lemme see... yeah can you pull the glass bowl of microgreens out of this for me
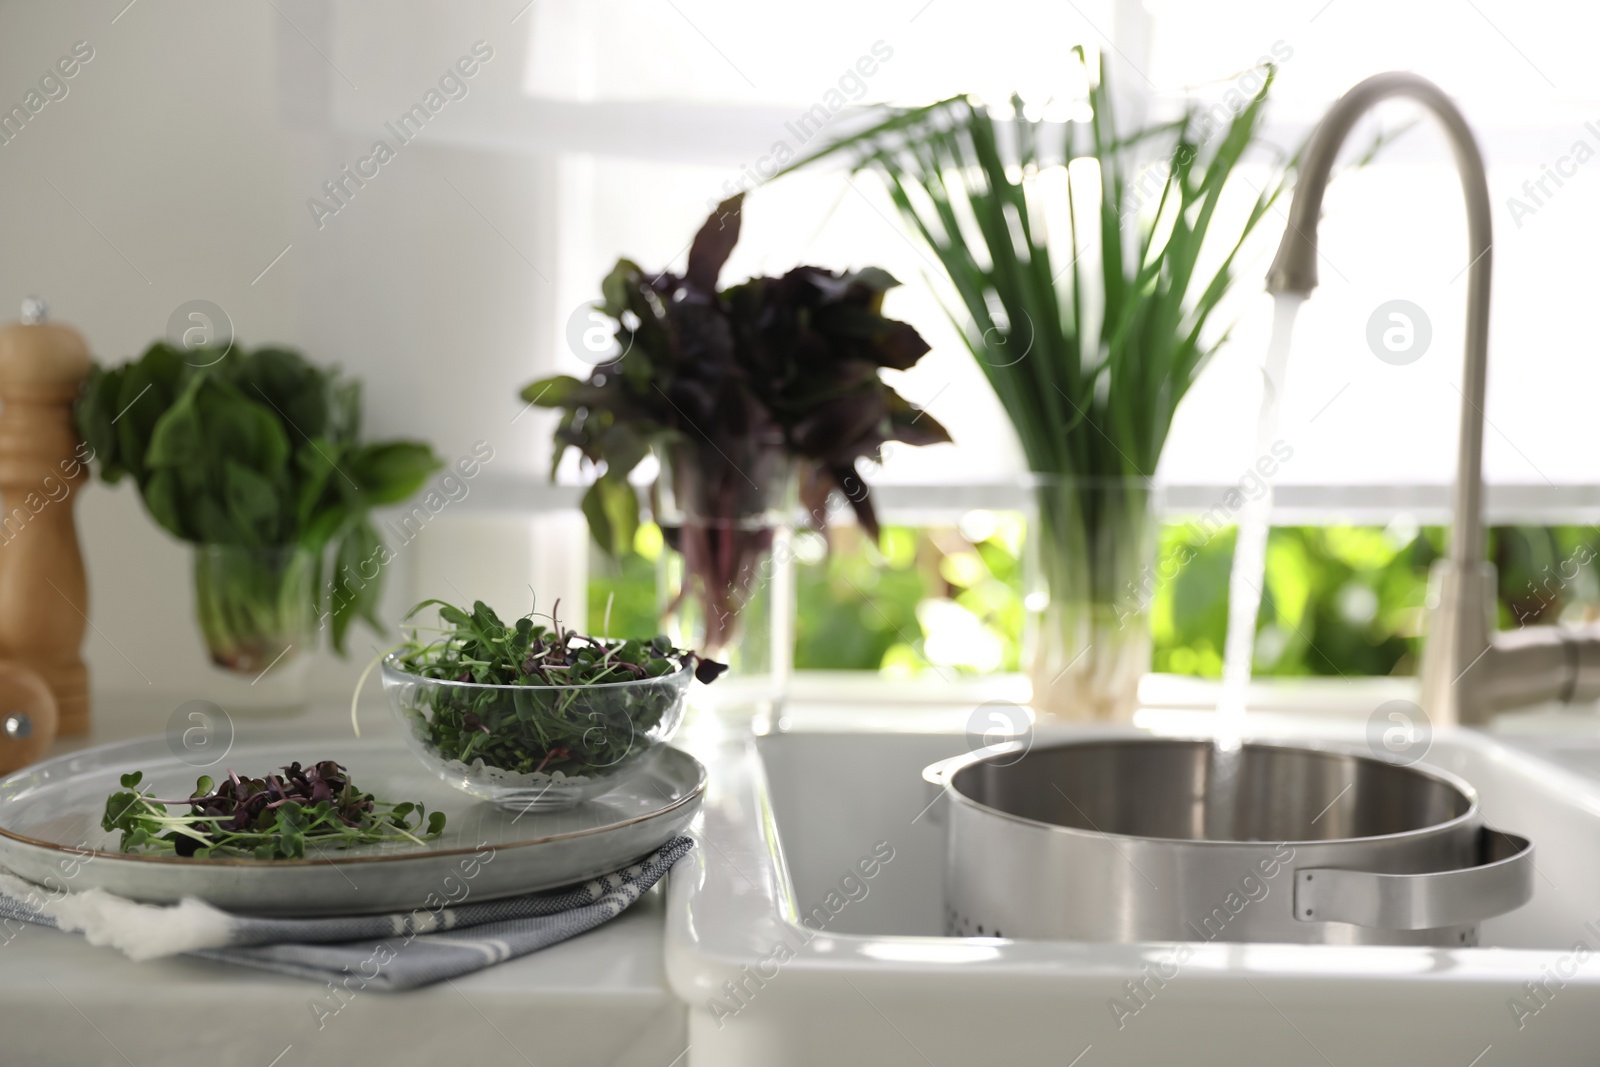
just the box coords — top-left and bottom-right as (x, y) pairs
(381, 599), (724, 812)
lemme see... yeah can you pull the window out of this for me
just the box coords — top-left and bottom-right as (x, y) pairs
(303, 1), (1600, 678)
(507, 0), (1600, 514)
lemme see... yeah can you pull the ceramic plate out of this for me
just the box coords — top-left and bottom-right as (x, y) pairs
(0, 736), (704, 915)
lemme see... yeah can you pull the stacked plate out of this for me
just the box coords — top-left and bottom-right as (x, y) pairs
(0, 735), (705, 916)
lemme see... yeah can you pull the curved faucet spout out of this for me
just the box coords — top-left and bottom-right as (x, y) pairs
(1264, 73), (1600, 725)
(1266, 71), (1492, 569)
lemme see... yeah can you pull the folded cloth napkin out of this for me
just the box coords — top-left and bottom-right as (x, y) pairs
(0, 835), (693, 992)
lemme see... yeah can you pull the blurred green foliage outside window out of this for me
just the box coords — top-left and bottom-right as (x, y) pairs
(588, 517), (1600, 678)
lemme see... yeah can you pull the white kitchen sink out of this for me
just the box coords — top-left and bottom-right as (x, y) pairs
(666, 706), (1600, 1066)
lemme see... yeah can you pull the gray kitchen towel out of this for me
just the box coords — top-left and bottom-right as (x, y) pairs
(0, 835), (693, 991)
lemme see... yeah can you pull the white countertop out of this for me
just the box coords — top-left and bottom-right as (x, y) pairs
(0, 891), (682, 1067)
(1, 697), (690, 1067)
(17, 678), (1600, 1066)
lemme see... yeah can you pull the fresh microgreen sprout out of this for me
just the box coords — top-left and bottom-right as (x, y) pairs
(99, 760), (445, 860)
(389, 597), (724, 779)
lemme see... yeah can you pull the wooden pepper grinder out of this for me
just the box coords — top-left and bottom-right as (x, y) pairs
(0, 297), (92, 737)
(0, 664), (58, 772)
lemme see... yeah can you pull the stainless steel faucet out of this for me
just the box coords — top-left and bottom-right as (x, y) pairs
(1266, 71), (1600, 726)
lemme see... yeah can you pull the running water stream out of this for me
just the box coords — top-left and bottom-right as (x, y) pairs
(1208, 294), (1304, 835)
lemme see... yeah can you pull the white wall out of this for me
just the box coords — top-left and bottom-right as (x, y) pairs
(0, 0), (576, 713)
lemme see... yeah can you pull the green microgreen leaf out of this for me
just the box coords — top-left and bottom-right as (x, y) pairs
(389, 597), (721, 779)
(100, 759), (446, 861)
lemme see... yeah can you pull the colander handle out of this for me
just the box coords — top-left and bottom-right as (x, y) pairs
(916, 752), (970, 828)
(921, 741), (1028, 788)
(1292, 827), (1533, 930)
(917, 743), (1027, 828)
(920, 752), (971, 789)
